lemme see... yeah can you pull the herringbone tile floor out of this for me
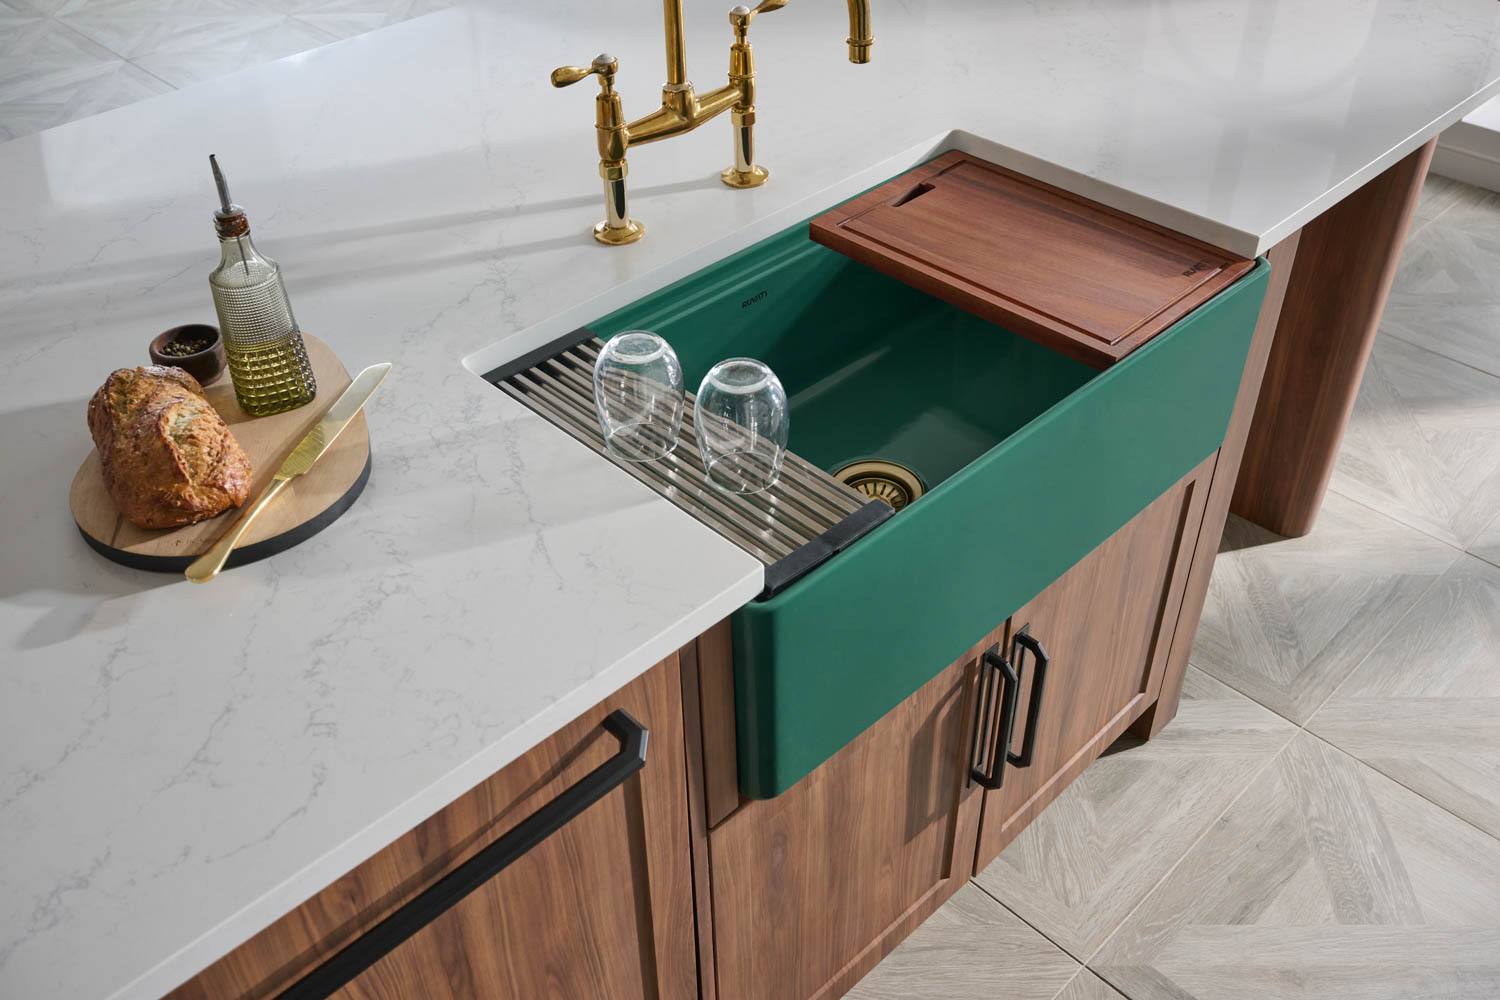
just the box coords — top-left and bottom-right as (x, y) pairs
(853, 176), (1500, 999)
(0, 0), (454, 140)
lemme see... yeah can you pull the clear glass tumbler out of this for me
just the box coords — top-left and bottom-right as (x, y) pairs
(694, 358), (788, 494)
(593, 330), (685, 462)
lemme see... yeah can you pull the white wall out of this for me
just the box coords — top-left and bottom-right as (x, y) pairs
(1435, 95), (1500, 192)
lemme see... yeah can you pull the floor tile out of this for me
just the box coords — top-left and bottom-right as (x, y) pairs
(0, 0), (458, 140)
(48, 0), (445, 55)
(1382, 218), (1500, 377)
(289, 10), (399, 40)
(1330, 334), (1500, 549)
(0, 2), (42, 22)
(397, 0), (456, 17)
(0, 58), (166, 139)
(122, 17), (336, 87)
(1057, 970), (1128, 1000)
(971, 670), (1296, 960)
(0, 17), (120, 102)
(280, 0), (449, 41)
(57, 0), (285, 60)
(1091, 733), (1500, 1000)
(844, 883), (1080, 1000)
(3, 0), (72, 14)
(1418, 176), (1500, 239)
(1308, 554), (1500, 839)
(1192, 492), (1456, 724)
(1473, 512), (1500, 568)
(1408, 174), (1471, 236)
(55, 0), (269, 14)
(0, 10), (50, 98)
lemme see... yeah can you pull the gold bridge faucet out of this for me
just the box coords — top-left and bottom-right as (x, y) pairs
(551, 0), (873, 245)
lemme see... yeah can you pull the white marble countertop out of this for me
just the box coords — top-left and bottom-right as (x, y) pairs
(3, 1), (1498, 997)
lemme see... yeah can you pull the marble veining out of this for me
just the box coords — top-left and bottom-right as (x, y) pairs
(3, 1), (1500, 998)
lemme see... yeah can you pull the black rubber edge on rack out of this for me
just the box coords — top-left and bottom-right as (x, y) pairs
(482, 326), (598, 384)
(757, 499), (894, 600)
(76, 452), (373, 574)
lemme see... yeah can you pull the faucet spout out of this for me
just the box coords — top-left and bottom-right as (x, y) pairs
(663, 0), (688, 86)
(553, 0), (873, 244)
(846, 0), (872, 63)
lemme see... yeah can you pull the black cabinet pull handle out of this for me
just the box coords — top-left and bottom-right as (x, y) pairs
(969, 645), (1019, 790)
(276, 709), (649, 1000)
(1006, 627), (1050, 769)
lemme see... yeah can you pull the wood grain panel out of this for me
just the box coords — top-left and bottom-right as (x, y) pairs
(1092, 733), (1500, 999)
(1131, 231), (1302, 740)
(677, 639), (720, 1000)
(1232, 138), (1436, 537)
(842, 884), (1079, 1000)
(973, 455), (1213, 870)
(707, 633), (989, 1000)
(1055, 970), (1130, 1000)
(1381, 182), (1500, 378)
(1329, 332), (1500, 549)
(973, 669), (1296, 959)
(167, 656), (695, 1000)
(1193, 491), (1455, 725)
(810, 151), (1253, 369)
(692, 619), (741, 828)
(1308, 554), (1500, 839)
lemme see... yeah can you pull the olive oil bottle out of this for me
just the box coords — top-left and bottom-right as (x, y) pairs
(207, 155), (316, 416)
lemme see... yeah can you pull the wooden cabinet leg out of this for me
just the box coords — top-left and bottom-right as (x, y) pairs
(1136, 141), (1431, 737)
(1131, 231), (1301, 740)
(1229, 138), (1435, 538)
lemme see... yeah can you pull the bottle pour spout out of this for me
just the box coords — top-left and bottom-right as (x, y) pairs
(209, 154), (249, 238)
(209, 154), (234, 213)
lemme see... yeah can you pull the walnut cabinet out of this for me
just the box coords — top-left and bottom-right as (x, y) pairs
(971, 453), (1215, 869)
(167, 655), (697, 1000)
(163, 454), (1220, 1000)
(688, 456), (1218, 999)
(163, 454), (1222, 1000)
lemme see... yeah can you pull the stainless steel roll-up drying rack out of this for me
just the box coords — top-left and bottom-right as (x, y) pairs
(484, 329), (892, 597)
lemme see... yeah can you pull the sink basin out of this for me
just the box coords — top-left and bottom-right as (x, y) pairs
(595, 232), (1095, 494)
(590, 219), (1270, 797)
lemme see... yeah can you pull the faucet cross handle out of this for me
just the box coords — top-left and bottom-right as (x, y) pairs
(551, 53), (618, 93)
(728, 0), (786, 40)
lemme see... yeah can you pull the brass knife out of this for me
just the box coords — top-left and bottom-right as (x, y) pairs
(185, 363), (393, 583)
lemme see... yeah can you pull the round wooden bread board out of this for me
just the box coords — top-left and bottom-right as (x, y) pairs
(70, 334), (373, 573)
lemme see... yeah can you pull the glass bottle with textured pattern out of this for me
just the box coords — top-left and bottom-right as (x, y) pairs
(207, 155), (316, 416)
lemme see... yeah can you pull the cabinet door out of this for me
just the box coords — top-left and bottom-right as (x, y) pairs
(167, 656), (695, 1000)
(973, 454), (1215, 870)
(707, 629), (994, 1000)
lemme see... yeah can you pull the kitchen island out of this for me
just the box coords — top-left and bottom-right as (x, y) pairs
(2, 1), (1498, 997)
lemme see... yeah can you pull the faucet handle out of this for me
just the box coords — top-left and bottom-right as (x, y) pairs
(551, 53), (618, 93)
(729, 0), (786, 38)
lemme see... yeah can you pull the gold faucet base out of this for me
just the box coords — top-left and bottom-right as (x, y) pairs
(594, 219), (645, 246)
(721, 165), (770, 188)
(554, 0), (870, 245)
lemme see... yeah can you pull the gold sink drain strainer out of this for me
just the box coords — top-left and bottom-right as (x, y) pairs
(833, 460), (925, 511)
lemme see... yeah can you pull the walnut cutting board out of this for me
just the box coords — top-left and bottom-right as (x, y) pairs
(70, 334), (372, 572)
(809, 151), (1255, 369)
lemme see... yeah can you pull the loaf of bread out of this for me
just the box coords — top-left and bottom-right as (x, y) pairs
(87, 366), (254, 529)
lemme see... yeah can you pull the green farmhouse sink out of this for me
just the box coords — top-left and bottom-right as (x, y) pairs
(591, 222), (1271, 798)
(597, 233), (1095, 493)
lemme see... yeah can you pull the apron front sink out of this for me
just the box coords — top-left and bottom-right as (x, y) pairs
(590, 216), (1270, 798)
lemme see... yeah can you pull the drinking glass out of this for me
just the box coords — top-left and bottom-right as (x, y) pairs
(694, 358), (788, 494)
(593, 331), (685, 462)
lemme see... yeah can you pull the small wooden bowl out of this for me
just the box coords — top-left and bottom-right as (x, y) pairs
(150, 324), (226, 385)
